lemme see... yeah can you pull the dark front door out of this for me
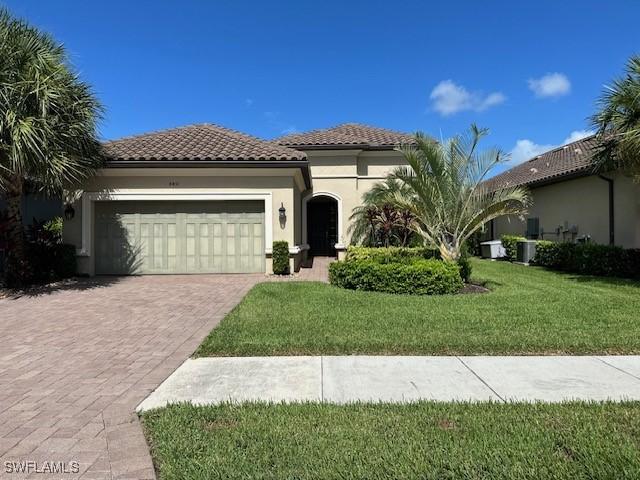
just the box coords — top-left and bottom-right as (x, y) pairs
(307, 196), (338, 256)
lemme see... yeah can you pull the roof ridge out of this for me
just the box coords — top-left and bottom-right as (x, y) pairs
(485, 134), (598, 189)
(102, 124), (211, 144)
(332, 122), (413, 136)
(102, 123), (307, 162)
(538, 133), (596, 156)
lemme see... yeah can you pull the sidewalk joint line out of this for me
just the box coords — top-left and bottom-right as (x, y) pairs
(456, 356), (506, 403)
(596, 357), (640, 382)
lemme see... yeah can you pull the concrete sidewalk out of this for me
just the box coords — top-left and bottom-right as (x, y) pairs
(137, 355), (640, 411)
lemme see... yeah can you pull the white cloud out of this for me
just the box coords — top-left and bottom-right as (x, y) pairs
(563, 129), (594, 144)
(281, 126), (298, 135)
(244, 98), (254, 107)
(507, 129), (595, 165)
(528, 73), (571, 98)
(429, 80), (506, 116)
(509, 139), (556, 165)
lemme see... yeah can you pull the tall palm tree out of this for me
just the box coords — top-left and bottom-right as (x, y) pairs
(0, 9), (103, 278)
(390, 125), (530, 261)
(591, 55), (640, 176)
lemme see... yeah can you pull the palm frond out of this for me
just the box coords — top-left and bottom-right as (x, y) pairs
(591, 55), (640, 176)
(388, 125), (530, 260)
(0, 7), (103, 194)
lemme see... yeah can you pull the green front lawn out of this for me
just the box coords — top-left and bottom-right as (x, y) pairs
(196, 259), (640, 356)
(142, 402), (640, 480)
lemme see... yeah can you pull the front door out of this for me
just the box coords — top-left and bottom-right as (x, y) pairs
(307, 196), (338, 256)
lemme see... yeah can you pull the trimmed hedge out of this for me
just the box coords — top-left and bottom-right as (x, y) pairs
(329, 258), (463, 295)
(272, 241), (290, 275)
(345, 246), (440, 263)
(500, 235), (526, 262)
(534, 241), (640, 279)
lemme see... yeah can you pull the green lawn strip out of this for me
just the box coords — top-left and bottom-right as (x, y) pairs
(142, 401), (640, 480)
(195, 259), (640, 356)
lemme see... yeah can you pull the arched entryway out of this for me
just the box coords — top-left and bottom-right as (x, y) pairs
(306, 195), (339, 257)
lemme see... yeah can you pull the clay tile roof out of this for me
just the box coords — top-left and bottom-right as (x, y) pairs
(275, 123), (416, 150)
(103, 124), (307, 162)
(485, 135), (599, 190)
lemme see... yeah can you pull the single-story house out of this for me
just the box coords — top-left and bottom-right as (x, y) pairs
(63, 123), (413, 275)
(486, 135), (640, 248)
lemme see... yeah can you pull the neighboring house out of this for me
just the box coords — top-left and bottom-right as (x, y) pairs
(486, 135), (640, 248)
(63, 123), (412, 275)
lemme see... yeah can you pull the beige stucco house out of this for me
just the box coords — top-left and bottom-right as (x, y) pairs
(486, 135), (640, 248)
(63, 123), (413, 275)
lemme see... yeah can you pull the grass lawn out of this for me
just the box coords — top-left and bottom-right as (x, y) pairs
(196, 259), (640, 356)
(142, 401), (640, 480)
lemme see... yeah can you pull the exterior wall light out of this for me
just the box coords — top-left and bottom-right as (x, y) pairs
(279, 202), (286, 220)
(64, 203), (75, 220)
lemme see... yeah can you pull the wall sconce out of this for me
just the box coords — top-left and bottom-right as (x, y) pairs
(278, 202), (286, 229)
(64, 203), (75, 220)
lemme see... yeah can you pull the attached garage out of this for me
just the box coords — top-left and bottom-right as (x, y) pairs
(94, 200), (265, 274)
(62, 124), (311, 276)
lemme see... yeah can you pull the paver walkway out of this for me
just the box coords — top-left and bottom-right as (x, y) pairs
(0, 274), (262, 480)
(138, 355), (640, 410)
(295, 256), (333, 282)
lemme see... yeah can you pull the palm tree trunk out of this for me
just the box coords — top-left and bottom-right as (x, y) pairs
(4, 174), (26, 266)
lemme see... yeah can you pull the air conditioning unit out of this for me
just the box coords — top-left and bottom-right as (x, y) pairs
(516, 240), (537, 264)
(480, 240), (506, 259)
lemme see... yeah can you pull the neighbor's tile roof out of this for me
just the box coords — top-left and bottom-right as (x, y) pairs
(103, 124), (306, 162)
(275, 123), (416, 149)
(485, 135), (599, 190)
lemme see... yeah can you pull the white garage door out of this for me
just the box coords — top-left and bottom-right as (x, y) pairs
(94, 201), (265, 274)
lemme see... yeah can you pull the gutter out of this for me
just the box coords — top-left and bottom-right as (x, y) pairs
(104, 159), (312, 190)
(597, 175), (615, 245)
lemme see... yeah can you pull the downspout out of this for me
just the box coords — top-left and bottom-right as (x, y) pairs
(598, 175), (614, 245)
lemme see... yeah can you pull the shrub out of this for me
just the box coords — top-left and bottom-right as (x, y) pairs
(533, 241), (640, 279)
(501, 235), (526, 262)
(272, 241), (290, 275)
(533, 240), (560, 268)
(345, 246), (440, 263)
(4, 242), (77, 287)
(457, 246), (472, 283)
(329, 258), (463, 295)
(466, 231), (482, 257)
(3, 216), (76, 287)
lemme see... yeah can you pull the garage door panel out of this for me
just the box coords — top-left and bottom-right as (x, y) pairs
(94, 201), (265, 274)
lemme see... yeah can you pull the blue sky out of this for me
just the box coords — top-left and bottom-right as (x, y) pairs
(3, 0), (639, 175)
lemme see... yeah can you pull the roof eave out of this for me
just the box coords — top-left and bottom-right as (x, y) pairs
(104, 159), (312, 189)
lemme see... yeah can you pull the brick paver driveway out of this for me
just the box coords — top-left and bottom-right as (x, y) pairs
(0, 274), (262, 479)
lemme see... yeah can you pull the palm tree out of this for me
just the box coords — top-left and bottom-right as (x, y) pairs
(390, 125), (530, 262)
(591, 55), (640, 176)
(348, 177), (418, 247)
(0, 9), (103, 279)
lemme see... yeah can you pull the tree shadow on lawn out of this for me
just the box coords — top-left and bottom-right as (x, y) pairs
(565, 274), (640, 288)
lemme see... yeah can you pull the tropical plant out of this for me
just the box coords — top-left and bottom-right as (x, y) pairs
(591, 55), (640, 177)
(348, 178), (418, 247)
(389, 125), (530, 262)
(0, 9), (103, 284)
